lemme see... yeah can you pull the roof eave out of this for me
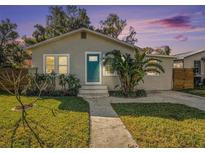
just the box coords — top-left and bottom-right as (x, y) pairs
(25, 27), (136, 50)
(146, 54), (176, 59)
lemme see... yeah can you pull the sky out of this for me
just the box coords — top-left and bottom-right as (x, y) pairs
(0, 5), (205, 54)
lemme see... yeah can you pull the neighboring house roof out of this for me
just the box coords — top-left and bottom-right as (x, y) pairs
(175, 49), (205, 60)
(26, 27), (136, 50)
(147, 54), (175, 59)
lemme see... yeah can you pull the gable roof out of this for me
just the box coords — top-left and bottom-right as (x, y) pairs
(26, 27), (136, 50)
(175, 49), (205, 59)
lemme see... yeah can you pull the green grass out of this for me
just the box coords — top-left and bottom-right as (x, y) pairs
(180, 89), (205, 97)
(0, 94), (90, 148)
(112, 103), (205, 148)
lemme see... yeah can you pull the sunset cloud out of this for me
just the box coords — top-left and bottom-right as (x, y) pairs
(150, 15), (194, 29)
(174, 34), (188, 41)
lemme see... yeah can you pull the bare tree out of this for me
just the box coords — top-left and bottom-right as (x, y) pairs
(0, 69), (48, 147)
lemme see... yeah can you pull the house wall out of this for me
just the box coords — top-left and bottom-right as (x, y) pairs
(183, 51), (205, 79)
(30, 30), (174, 90)
(137, 56), (174, 90)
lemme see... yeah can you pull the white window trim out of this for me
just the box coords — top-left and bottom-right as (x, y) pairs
(43, 54), (70, 74)
(85, 51), (102, 85)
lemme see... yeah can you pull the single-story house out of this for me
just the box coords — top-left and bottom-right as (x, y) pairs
(174, 49), (205, 86)
(26, 28), (175, 96)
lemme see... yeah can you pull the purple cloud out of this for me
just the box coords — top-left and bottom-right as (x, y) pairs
(174, 34), (188, 41)
(193, 11), (205, 16)
(150, 15), (194, 29)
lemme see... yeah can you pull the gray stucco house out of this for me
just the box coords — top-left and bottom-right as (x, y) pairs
(174, 49), (205, 86)
(26, 28), (175, 96)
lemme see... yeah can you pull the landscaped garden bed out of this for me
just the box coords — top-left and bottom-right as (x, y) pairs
(109, 89), (147, 98)
(0, 94), (90, 148)
(112, 103), (205, 148)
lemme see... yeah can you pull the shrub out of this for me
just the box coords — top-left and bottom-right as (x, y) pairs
(104, 49), (164, 96)
(65, 74), (81, 96)
(135, 89), (147, 97)
(109, 89), (147, 98)
(59, 74), (66, 91)
(26, 73), (81, 96)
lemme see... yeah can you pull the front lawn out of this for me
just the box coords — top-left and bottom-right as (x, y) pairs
(0, 94), (90, 148)
(112, 103), (205, 148)
(180, 89), (205, 97)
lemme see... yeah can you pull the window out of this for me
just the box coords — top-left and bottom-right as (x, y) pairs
(89, 56), (98, 62)
(194, 60), (201, 75)
(173, 61), (183, 68)
(44, 54), (69, 74)
(45, 56), (55, 73)
(103, 63), (117, 76)
(146, 60), (160, 76)
(58, 56), (68, 74)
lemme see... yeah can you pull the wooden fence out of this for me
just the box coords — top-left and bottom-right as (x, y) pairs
(173, 68), (194, 90)
(0, 68), (29, 91)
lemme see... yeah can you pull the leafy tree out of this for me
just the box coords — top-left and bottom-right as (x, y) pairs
(23, 5), (91, 45)
(163, 45), (171, 55)
(97, 14), (127, 38)
(46, 6), (69, 38)
(143, 46), (171, 55)
(32, 24), (47, 42)
(22, 35), (37, 46)
(65, 5), (91, 30)
(104, 49), (164, 96)
(123, 26), (137, 45)
(0, 19), (29, 67)
(46, 5), (91, 37)
(143, 47), (155, 54)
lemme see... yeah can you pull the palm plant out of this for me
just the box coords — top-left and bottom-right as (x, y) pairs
(103, 48), (164, 96)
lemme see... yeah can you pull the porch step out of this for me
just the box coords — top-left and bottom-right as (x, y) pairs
(78, 85), (109, 98)
(81, 85), (108, 90)
(79, 89), (108, 94)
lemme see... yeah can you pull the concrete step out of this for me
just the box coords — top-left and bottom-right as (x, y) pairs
(79, 85), (109, 98)
(79, 89), (108, 94)
(81, 85), (108, 90)
(78, 93), (109, 98)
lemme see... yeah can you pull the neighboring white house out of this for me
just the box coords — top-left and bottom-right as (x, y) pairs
(174, 49), (205, 86)
(26, 28), (175, 96)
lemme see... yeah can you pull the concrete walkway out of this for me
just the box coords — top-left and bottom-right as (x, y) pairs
(84, 91), (205, 148)
(84, 97), (137, 148)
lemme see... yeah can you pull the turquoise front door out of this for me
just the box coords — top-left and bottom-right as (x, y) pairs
(86, 53), (100, 83)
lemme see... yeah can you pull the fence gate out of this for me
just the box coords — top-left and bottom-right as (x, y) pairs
(173, 68), (194, 90)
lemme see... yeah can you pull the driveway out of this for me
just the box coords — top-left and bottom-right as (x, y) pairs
(84, 90), (205, 148)
(110, 90), (205, 111)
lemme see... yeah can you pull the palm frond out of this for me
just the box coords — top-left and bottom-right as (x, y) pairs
(145, 62), (165, 73)
(144, 68), (161, 74)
